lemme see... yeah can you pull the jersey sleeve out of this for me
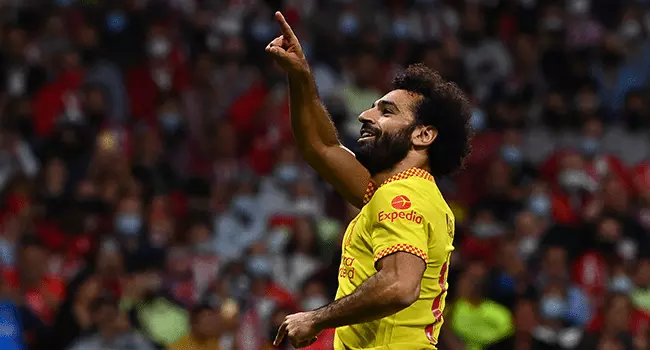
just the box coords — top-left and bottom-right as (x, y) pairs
(367, 180), (430, 265)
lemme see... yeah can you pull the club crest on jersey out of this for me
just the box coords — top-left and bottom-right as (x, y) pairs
(380, 195), (423, 224)
(446, 214), (455, 238)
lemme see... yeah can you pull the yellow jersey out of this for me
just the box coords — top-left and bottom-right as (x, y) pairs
(334, 168), (455, 350)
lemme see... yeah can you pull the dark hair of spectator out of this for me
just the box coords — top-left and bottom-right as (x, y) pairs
(284, 216), (322, 258)
(391, 64), (473, 177)
(190, 303), (214, 323)
(19, 234), (46, 251)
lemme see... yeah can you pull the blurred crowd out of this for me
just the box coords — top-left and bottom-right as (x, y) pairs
(3, 0), (650, 349)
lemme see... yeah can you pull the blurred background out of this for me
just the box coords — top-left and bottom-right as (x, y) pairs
(1, 0), (650, 349)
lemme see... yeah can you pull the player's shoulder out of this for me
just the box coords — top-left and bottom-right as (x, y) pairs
(372, 170), (438, 201)
(367, 169), (449, 215)
(373, 178), (431, 199)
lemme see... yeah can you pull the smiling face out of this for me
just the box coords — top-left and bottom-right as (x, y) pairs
(355, 89), (427, 176)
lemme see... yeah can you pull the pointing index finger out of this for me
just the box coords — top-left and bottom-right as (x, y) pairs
(275, 11), (296, 42)
(273, 322), (288, 346)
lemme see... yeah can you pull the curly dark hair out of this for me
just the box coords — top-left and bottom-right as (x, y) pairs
(392, 64), (473, 177)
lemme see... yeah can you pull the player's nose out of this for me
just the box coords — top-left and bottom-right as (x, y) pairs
(358, 109), (376, 123)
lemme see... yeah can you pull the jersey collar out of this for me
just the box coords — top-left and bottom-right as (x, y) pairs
(362, 167), (435, 204)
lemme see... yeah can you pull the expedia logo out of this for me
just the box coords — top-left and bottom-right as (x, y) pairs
(378, 210), (423, 224)
(391, 195), (412, 210)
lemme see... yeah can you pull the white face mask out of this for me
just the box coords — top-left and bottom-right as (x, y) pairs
(7, 69), (25, 97)
(621, 20), (642, 40)
(618, 239), (637, 261)
(339, 13), (359, 36)
(519, 236), (538, 259)
(153, 69), (172, 90)
(559, 169), (588, 191)
(609, 275), (634, 293)
(267, 228), (289, 254)
(148, 37), (171, 58)
(567, 0), (590, 15)
(295, 197), (319, 216)
(301, 296), (328, 311)
(256, 298), (276, 321)
(0, 238), (16, 267)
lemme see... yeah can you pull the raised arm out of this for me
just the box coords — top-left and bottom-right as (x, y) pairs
(266, 12), (370, 208)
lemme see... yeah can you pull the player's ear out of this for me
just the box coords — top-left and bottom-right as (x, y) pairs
(412, 125), (437, 147)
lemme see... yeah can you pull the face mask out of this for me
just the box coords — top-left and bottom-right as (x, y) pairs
(106, 12), (128, 34)
(267, 229), (289, 254)
(519, 236), (538, 258)
(153, 69), (172, 90)
(247, 256), (272, 277)
(567, 0), (590, 15)
(217, 17), (243, 37)
(302, 296), (328, 311)
(501, 145), (522, 165)
(148, 37), (171, 58)
(621, 20), (642, 40)
(251, 21), (275, 42)
(558, 169), (587, 191)
(0, 238), (15, 267)
(392, 19), (411, 39)
(542, 17), (564, 32)
(194, 242), (215, 255)
(229, 275), (251, 300)
(339, 13), (359, 36)
(7, 70), (25, 97)
(470, 108), (487, 132)
(540, 296), (567, 320)
(159, 112), (181, 133)
(55, 0), (74, 7)
(256, 298), (276, 320)
(529, 194), (551, 217)
(472, 222), (502, 238)
(581, 137), (600, 156)
(618, 239), (637, 261)
(610, 276), (634, 293)
(520, 0), (537, 8)
(115, 213), (142, 236)
(295, 197), (319, 215)
(274, 164), (299, 183)
(231, 195), (257, 218)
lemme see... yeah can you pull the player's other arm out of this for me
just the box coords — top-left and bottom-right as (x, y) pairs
(310, 184), (430, 328)
(266, 12), (371, 209)
(311, 251), (425, 329)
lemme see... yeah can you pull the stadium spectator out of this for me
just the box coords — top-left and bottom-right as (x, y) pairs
(167, 303), (221, 350)
(66, 295), (154, 350)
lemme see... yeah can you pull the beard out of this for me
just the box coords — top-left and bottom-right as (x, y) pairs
(355, 124), (414, 176)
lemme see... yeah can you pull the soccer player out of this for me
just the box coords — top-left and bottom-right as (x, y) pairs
(266, 12), (472, 350)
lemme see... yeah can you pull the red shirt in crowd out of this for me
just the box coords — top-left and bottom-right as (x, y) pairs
(2, 268), (66, 324)
(587, 307), (650, 336)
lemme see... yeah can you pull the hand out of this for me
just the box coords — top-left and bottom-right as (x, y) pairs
(265, 12), (309, 76)
(273, 311), (320, 348)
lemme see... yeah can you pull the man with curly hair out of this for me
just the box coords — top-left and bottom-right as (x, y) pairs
(267, 12), (473, 350)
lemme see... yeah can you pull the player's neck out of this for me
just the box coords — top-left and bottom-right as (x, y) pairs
(371, 160), (430, 185)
